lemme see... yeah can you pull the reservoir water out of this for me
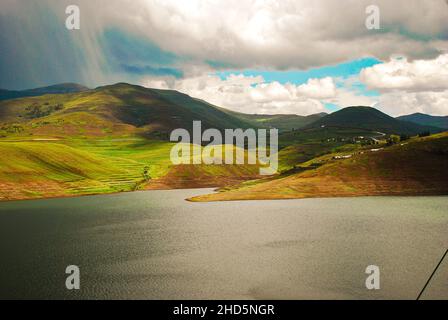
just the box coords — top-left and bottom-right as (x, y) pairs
(0, 189), (447, 299)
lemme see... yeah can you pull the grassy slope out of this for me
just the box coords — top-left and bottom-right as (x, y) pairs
(144, 144), (263, 189)
(190, 132), (448, 201)
(277, 141), (355, 172)
(0, 142), (136, 200)
(0, 90), (135, 138)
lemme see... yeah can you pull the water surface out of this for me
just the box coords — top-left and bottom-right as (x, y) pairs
(0, 189), (447, 299)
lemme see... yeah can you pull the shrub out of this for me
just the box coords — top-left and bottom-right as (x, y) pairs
(419, 131), (431, 138)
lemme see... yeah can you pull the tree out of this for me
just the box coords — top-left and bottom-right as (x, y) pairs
(142, 165), (152, 181)
(387, 134), (400, 146)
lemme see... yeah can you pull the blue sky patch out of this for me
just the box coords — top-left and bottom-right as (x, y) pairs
(324, 103), (340, 112)
(215, 57), (383, 85)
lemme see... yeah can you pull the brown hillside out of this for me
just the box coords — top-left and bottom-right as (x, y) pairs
(190, 133), (448, 201)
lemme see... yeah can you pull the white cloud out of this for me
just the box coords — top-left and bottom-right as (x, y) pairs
(297, 77), (336, 99)
(377, 91), (448, 116)
(361, 54), (448, 92)
(144, 75), (337, 115)
(144, 74), (381, 115)
(359, 54), (448, 116)
(126, 0), (448, 69)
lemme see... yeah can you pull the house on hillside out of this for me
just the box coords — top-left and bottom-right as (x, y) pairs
(333, 154), (353, 160)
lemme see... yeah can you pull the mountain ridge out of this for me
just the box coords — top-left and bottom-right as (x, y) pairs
(307, 106), (441, 135)
(397, 112), (448, 130)
(1, 83), (445, 140)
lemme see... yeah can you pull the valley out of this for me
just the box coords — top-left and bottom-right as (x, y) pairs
(0, 82), (447, 202)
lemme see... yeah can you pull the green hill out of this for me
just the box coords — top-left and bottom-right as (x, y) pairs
(0, 83), (260, 139)
(397, 113), (448, 130)
(191, 132), (448, 201)
(307, 106), (441, 135)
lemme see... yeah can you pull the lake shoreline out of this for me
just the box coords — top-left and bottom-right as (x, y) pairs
(188, 190), (448, 202)
(1, 182), (448, 204)
(0, 185), (219, 204)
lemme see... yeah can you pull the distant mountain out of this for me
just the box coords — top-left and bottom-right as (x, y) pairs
(397, 113), (448, 130)
(229, 112), (327, 132)
(0, 83), (89, 101)
(306, 106), (441, 135)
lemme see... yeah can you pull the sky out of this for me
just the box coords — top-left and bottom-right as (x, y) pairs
(1, 0), (448, 116)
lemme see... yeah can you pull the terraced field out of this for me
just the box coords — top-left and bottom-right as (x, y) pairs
(0, 138), (266, 201)
(0, 139), (172, 201)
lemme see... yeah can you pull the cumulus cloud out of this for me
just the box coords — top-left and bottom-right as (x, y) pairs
(361, 54), (448, 92)
(144, 75), (337, 115)
(144, 74), (378, 115)
(377, 91), (448, 117)
(102, 0), (448, 70)
(360, 54), (448, 116)
(297, 77), (336, 99)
